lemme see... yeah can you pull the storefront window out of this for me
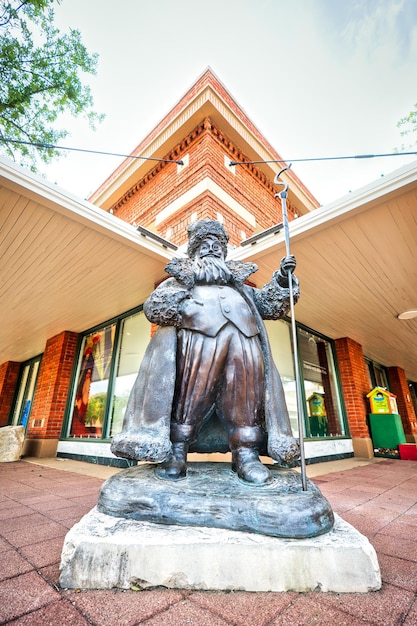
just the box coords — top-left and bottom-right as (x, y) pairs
(10, 355), (42, 431)
(408, 381), (417, 416)
(109, 312), (151, 437)
(265, 321), (346, 439)
(264, 319), (298, 435)
(65, 310), (150, 440)
(66, 311), (346, 443)
(366, 360), (389, 389)
(297, 328), (346, 437)
(69, 324), (116, 438)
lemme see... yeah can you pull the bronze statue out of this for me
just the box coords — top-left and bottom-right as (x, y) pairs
(111, 219), (300, 485)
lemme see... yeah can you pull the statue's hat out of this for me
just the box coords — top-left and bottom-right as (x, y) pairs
(187, 219), (229, 258)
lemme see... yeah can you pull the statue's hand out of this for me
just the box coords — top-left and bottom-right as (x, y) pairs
(273, 255), (297, 288)
(280, 254), (296, 275)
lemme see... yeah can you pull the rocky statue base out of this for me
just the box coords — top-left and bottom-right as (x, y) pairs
(59, 462), (381, 592)
(96, 462), (334, 539)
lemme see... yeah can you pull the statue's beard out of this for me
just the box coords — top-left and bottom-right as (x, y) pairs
(193, 255), (231, 284)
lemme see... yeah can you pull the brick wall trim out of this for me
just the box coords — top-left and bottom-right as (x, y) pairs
(334, 337), (371, 439)
(26, 331), (79, 441)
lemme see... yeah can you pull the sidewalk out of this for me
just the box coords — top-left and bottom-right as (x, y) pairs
(1, 457), (417, 625)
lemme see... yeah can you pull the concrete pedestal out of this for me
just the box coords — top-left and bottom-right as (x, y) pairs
(0, 425), (24, 462)
(60, 509), (381, 592)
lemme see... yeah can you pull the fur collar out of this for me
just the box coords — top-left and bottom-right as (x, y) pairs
(165, 257), (258, 289)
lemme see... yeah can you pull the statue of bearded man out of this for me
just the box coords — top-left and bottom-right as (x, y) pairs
(111, 219), (301, 485)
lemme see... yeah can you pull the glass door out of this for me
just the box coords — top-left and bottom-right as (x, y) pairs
(10, 355), (42, 431)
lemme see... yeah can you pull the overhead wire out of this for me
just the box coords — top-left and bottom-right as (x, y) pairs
(1, 136), (416, 166)
(0, 137), (184, 165)
(229, 151), (417, 166)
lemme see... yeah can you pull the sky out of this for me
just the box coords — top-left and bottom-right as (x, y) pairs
(35, 0), (417, 205)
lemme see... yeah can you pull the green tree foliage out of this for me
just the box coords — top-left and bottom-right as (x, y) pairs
(397, 104), (417, 150)
(0, 0), (103, 169)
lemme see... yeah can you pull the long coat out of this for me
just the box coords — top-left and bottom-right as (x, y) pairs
(110, 258), (300, 466)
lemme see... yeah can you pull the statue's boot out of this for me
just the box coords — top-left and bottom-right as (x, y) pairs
(158, 442), (188, 480)
(231, 447), (272, 485)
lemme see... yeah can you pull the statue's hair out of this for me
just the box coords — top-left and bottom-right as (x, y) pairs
(187, 219), (229, 259)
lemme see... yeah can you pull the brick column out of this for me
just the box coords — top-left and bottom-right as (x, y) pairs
(388, 366), (417, 443)
(0, 361), (21, 426)
(334, 337), (373, 458)
(24, 331), (79, 458)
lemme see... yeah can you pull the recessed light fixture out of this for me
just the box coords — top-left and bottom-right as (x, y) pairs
(397, 310), (417, 320)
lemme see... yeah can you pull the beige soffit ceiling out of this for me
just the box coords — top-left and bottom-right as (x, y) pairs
(0, 157), (175, 363)
(3, 155), (417, 383)
(232, 160), (417, 381)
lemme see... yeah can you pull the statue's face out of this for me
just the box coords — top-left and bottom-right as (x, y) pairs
(197, 236), (224, 260)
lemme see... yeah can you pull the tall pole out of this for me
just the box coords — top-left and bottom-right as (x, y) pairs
(274, 165), (308, 491)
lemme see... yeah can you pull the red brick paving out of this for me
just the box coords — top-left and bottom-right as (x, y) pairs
(1, 459), (417, 625)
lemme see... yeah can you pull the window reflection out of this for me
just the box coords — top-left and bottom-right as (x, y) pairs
(70, 325), (116, 438)
(109, 312), (150, 437)
(67, 311), (151, 439)
(297, 329), (345, 437)
(264, 320), (298, 435)
(67, 314), (346, 442)
(11, 356), (42, 430)
(265, 321), (346, 439)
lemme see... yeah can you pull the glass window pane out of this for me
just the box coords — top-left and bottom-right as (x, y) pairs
(264, 319), (299, 436)
(109, 311), (151, 437)
(21, 359), (41, 429)
(408, 382), (417, 415)
(366, 360), (389, 390)
(69, 324), (116, 438)
(298, 328), (346, 437)
(11, 365), (30, 426)
(11, 357), (42, 429)
(366, 360), (374, 388)
(374, 364), (389, 389)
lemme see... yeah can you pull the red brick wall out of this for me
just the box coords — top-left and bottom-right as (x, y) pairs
(388, 366), (417, 437)
(26, 331), (78, 440)
(110, 118), (298, 248)
(334, 337), (371, 438)
(0, 361), (21, 426)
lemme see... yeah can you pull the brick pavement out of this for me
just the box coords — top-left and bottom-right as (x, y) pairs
(0, 458), (417, 625)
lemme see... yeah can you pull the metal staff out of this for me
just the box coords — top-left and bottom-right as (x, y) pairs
(274, 164), (308, 491)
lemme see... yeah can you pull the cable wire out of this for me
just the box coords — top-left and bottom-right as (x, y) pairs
(0, 137), (184, 165)
(1, 136), (415, 167)
(229, 150), (417, 166)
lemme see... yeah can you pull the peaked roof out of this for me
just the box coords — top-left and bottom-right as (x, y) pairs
(88, 68), (318, 214)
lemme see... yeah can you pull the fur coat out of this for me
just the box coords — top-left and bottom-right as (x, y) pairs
(111, 258), (300, 466)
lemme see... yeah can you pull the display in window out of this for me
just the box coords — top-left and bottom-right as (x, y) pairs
(307, 392), (329, 436)
(70, 326), (115, 438)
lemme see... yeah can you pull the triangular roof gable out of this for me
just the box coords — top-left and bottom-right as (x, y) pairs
(89, 68), (318, 212)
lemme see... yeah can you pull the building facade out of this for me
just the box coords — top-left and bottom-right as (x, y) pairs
(2, 69), (417, 466)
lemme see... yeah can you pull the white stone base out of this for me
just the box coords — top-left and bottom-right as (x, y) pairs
(0, 425), (24, 462)
(59, 508), (381, 593)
